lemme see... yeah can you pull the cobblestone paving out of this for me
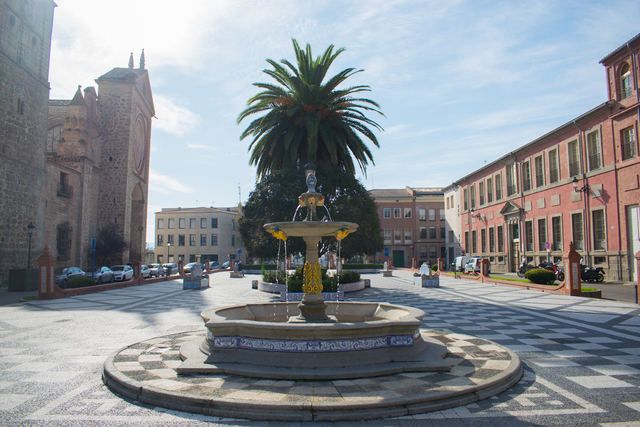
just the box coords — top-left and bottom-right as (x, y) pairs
(0, 271), (638, 426)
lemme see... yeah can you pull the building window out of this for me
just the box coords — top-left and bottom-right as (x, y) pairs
(463, 188), (469, 211)
(448, 230), (454, 242)
(480, 229), (486, 253)
(404, 230), (412, 244)
(470, 185), (476, 210)
(232, 220), (237, 231)
(383, 208), (391, 219)
(178, 218), (185, 229)
(525, 221), (533, 252)
(56, 222), (72, 261)
(586, 130), (602, 171)
(189, 234), (196, 246)
(479, 181), (485, 205)
(440, 227), (446, 238)
(419, 227), (427, 239)
(157, 234), (164, 246)
(57, 172), (72, 198)
(157, 219), (164, 229)
(568, 139), (581, 177)
(621, 127), (636, 160)
(487, 177), (493, 203)
(522, 160), (532, 192)
(440, 246), (446, 258)
(384, 229), (392, 244)
(178, 234), (185, 246)
(534, 155), (544, 188)
(620, 63), (632, 99)
(464, 231), (469, 253)
(231, 235), (235, 246)
(404, 208), (412, 218)
(211, 218), (218, 228)
(471, 230), (477, 253)
(167, 234), (174, 245)
(393, 208), (401, 219)
(427, 209), (434, 221)
(506, 164), (517, 196)
(552, 216), (562, 251)
(439, 209), (445, 220)
(419, 245), (427, 259)
(446, 198), (450, 209)
(394, 229), (402, 244)
(497, 225), (504, 252)
(189, 218), (196, 229)
(571, 212), (584, 251)
(418, 208), (426, 220)
(537, 218), (547, 251)
(429, 227), (436, 239)
(495, 174), (502, 200)
(210, 234), (218, 246)
(200, 218), (207, 228)
(592, 210), (606, 251)
(168, 218), (175, 229)
(429, 246), (437, 261)
(489, 227), (495, 252)
(549, 148), (559, 184)
(200, 234), (206, 246)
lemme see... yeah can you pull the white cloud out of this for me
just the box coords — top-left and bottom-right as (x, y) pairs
(149, 169), (194, 195)
(153, 95), (200, 137)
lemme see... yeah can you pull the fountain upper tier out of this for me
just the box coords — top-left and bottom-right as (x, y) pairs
(264, 221), (358, 239)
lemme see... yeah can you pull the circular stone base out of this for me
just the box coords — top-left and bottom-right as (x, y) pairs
(103, 330), (522, 421)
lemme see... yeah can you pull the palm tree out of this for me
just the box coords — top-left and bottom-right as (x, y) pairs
(238, 40), (383, 178)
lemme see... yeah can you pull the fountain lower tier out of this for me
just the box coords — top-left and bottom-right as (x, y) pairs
(176, 302), (458, 379)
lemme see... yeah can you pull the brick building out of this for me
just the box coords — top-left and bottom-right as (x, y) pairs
(454, 33), (640, 281)
(369, 187), (445, 268)
(153, 206), (245, 265)
(0, 0), (55, 284)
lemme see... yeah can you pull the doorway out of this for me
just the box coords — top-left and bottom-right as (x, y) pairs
(627, 205), (639, 282)
(392, 250), (405, 268)
(509, 222), (520, 272)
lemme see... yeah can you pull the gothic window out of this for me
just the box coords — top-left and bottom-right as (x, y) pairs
(620, 63), (632, 99)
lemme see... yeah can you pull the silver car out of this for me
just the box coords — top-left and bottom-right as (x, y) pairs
(90, 266), (114, 283)
(56, 266), (86, 287)
(111, 265), (134, 281)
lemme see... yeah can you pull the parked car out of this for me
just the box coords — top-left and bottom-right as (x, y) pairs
(140, 265), (151, 279)
(111, 265), (134, 281)
(222, 261), (230, 270)
(89, 266), (114, 284)
(454, 256), (472, 272)
(183, 262), (205, 274)
(162, 263), (178, 276)
(207, 260), (220, 270)
(56, 266), (86, 287)
(149, 263), (165, 277)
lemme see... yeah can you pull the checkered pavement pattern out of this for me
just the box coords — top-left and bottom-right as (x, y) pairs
(0, 273), (637, 425)
(107, 330), (517, 408)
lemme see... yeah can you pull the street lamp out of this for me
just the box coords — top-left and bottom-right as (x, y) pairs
(26, 222), (35, 289)
(572, 176), (589, 193)
(167, 242), (171, 263)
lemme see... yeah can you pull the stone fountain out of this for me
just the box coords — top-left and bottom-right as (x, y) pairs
(103, 164), (522, 420)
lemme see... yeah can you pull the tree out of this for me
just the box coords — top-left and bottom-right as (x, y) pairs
(239, 168), (382, 260)
(237, 40), (383, 178)
(95, 224), (128, 266)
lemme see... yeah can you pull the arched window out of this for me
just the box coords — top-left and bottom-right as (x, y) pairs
(620, 63), (632, 99)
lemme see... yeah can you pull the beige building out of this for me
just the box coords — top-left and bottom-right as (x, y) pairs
(154, 207), (245, 265)
(369, 187), (445, 268)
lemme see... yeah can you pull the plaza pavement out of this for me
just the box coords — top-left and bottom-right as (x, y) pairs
(0, 271), (638, 426)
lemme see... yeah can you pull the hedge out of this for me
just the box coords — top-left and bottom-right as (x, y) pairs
(342, 263), (383, 269)
(263, 268), (360, 293)
(65, 276), (97, 289)
(524, 268), (556, 285)
(243, 264), (277, 270)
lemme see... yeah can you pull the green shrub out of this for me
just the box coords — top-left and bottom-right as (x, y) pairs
(335, 270), (360, 284)
(265, 267), (356, 293)
(524, 268), (556, 285)
(431, 264), (438, 271)
(342, 263), (383, 269)
(65, 276), (96, 289)
(262, 270), (286, 284)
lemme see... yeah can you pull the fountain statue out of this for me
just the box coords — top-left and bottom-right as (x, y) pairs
(103, 164), (522, 420)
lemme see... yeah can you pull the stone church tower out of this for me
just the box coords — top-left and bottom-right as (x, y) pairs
(0, 0), (55, 284)
(95, 52), (154, 264)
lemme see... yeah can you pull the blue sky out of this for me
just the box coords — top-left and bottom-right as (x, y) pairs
(49, 0), (640, 243)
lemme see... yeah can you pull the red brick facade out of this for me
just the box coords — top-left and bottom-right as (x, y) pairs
(456, 34), (640, 281)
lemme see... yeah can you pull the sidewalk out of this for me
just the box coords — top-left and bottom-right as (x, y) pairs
(0, 286), (37, 305)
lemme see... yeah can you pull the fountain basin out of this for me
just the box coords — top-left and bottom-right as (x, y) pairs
(176, 302), (458, 379)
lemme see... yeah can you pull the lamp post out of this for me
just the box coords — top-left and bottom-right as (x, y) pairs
(167, 242), (171, 263)
(26, 222), (35, 289)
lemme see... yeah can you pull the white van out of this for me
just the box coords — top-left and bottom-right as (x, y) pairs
(454, 256), (472, 272)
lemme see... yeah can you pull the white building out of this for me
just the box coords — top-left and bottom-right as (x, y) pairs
(443, 184), (462, 267)
(153, 206), (244, 264)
